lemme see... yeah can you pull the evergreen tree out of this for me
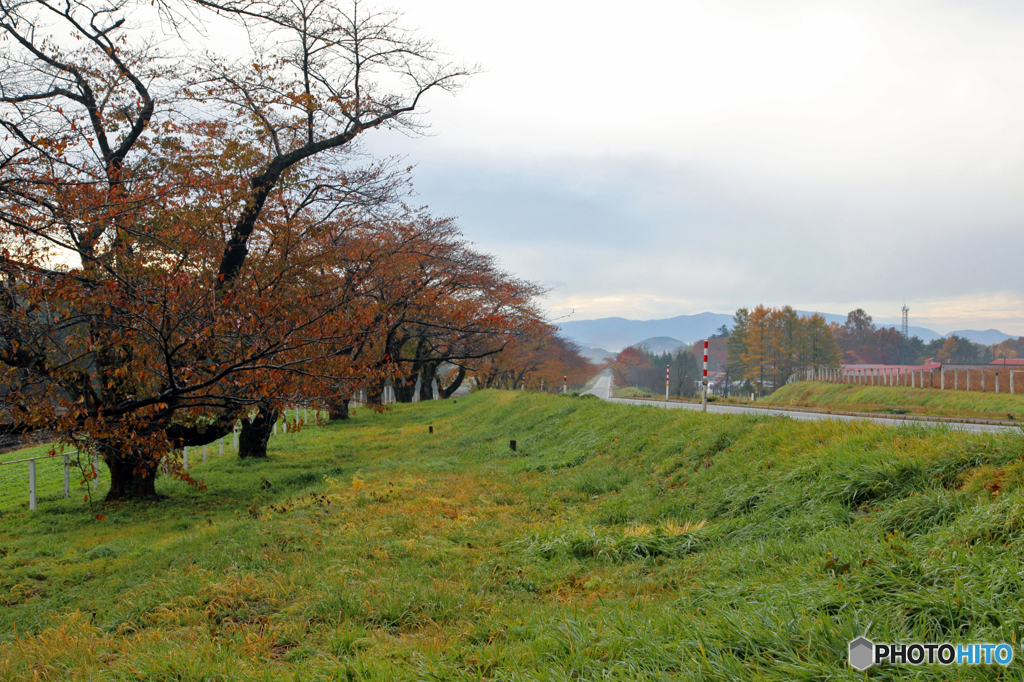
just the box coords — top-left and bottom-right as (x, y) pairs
(726, 308), (749, 386)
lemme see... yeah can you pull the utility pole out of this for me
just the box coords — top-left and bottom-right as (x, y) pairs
(901, 305), (909, 364)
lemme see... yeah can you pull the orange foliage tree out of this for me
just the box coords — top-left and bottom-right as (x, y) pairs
(326, 217), (545, 408)
(0, 0), (473, 498)
(991, 338), (1023, 360)
(611, 347), (650, 389)
(470, 327), (596, 392)
(731, 305), (841, 393)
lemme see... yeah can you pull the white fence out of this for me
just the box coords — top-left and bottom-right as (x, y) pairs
(0, 451), (101, 511)
(789, 365), (1022, 394)
(0, 405), (329, 513)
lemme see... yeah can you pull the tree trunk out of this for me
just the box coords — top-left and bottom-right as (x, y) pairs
(441, 365), (467, 399)
(395, 375), (416, 403)
(419, 362), (438, 401)
(239, 405), (276, 459)
(366, 382), (383, 407)
(329, 398), (350, 421)
(104, 449), (159, 501)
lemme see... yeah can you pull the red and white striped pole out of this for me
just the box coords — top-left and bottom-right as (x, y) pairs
(702, 340), (709, 413)
(563, 375), (567, 394)
(665, 365), (670, 400)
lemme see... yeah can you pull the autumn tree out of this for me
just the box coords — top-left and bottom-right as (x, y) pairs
(934, 335), (978, 364)
(740, 306), (773, 393)
(0, 0), (472, 499)
(471, 327), (595, 392)
(991, 337), (1023, 360)
(729, 305), (841, 394)
(324, 216), (544, 406)
(834, 309), (920, 365)
(611, 347), (649, 389)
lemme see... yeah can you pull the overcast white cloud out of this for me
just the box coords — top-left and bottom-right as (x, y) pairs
(364, 0), (1024, 335)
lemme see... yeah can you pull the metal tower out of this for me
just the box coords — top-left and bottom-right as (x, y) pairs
(901, 305), (909, 338)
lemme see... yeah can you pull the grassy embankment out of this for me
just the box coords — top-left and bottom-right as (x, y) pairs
(764, 381), (1024, 421)
(3, 390), (1024, 680)
(613, 386), (655, 398)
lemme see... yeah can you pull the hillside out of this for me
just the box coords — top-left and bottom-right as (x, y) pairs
(3, 391), (1024, 679)
(632, 336), (688, 354)
(946, 329), (1016, 345)
(557, 312), (731, 351)
(576, 345), (616, 363)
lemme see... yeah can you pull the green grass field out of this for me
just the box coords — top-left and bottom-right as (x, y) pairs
(3, 390), (1024, 680)
(612, 386), (654, 398)
(764, 381), (1024, 421)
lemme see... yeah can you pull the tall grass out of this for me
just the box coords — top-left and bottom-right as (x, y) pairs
(765, 380), (1024, 420)
(2, 391), (1024, 679)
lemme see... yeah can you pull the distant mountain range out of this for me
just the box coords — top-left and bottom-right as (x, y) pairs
(576, 336), (693, 363)
(631, 336), (689, 354)
(559, 313), (732, 353)
(559, 312), (1017, 354)
(577, 346), (616, 363)
(944, 329), (1016, 345)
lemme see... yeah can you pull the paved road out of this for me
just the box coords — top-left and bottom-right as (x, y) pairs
(581, 375), (614, 400)
(585, 376), (1018, 434)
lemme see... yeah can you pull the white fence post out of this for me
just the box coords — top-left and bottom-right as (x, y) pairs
(219, 436), (224, 457)
(28, 459), (36, 511)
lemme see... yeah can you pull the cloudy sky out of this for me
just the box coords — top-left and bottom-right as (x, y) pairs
(366, 0), (1024, 335)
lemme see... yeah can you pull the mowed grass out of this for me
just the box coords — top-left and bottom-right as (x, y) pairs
(764, 381), (1024, 421)
(3, 391), (1024, 680)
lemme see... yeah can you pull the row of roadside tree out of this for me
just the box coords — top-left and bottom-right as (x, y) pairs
(0, 0), (592, 502)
